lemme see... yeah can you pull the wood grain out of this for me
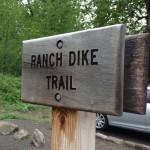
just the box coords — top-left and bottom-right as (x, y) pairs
(22, 24), (125, 116)
(124, 34), (150, 114)
(51, 108), (95, 150)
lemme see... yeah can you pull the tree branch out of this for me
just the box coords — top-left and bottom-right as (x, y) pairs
(137, 15), (147, 21)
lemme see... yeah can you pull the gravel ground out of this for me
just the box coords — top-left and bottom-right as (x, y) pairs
(0, 119), (139, 150)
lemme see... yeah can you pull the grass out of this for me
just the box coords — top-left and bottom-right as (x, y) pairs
(0, 73), (52, 123)
(17, 135), (30, 142)
(0, 104), (52, 123)
(42, 115), (49, 119)
(0, 113), (28, 120)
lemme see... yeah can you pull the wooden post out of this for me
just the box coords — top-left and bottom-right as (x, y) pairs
(51, 108), (95, 150)
(124, 34), (150, 114)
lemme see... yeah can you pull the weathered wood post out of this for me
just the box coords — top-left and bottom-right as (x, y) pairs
(51, 108), (96, 150)
(124, 34), (150, 114)
(22, 24), (126, 150)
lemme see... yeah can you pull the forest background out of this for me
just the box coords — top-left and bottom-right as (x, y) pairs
(0, 0), (150, 120)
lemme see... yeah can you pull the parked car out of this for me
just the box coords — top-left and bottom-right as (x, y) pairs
(96, 86), (150, 133)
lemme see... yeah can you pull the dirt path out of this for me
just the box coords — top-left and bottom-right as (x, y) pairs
(0, 119), (138, 150)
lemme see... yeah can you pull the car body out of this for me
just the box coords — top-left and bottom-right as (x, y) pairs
(96, 86), (150, 133)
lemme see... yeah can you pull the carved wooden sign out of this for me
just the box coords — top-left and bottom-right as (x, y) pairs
(22, 24), (126, 116)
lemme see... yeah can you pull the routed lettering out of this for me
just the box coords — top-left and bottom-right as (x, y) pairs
(66, 76), (68, 90)
(77, 51), (80, 65)
(52, 76), (58, 89)
(37, 55), (41, 67)
(59, 76), (65, 90)
(70, 76), (76, 90)
(91, 49), (98, 65)
(46, 76), (51, 89)
(31, 55), (36, 68)
(69, 51), (76, 66)
(31, 49), (98, 68)
(46, 75), (76, 90)
(49, 53), (55, 67)
(56, 53), (62, 66)
(43, 54), (48, 67)
(82, 50), (89, 65)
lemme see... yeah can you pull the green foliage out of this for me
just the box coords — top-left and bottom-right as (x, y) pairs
(0, 73), (37, 112)
(0, 0), (86, 76)
(0, 0), (149, 76)
(22, 0), (84, 38)
(0, 113), (28, 120)
(90, 0), (148, 34)
(0, 73), (52, 123)
(0, 0), (23, 76)
(16, 103), (37, 112)
(42, 115), (49, 119)
(17, 135), (30, 142)
(0, 73), (21, 104)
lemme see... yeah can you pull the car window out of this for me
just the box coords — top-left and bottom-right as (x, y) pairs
(147, 89), (150, 103)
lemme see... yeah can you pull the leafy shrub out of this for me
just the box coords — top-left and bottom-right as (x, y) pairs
(0, 73), (21, 104)
(0, 73), (37, 112)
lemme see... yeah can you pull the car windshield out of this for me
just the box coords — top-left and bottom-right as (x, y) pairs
(147, 89), (150, 103)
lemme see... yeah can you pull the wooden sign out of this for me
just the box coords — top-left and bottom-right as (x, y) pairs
(124, 34), (150, 114)
(22, 24), (126, 116)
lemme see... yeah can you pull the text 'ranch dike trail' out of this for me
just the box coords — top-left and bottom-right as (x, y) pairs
(22, 24), (125, 116)
(30, 49), (99, 90)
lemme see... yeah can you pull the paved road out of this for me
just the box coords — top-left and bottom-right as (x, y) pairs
(96, 126), (150, 146)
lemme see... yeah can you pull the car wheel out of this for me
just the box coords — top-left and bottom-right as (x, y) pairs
(96, 113), (108, 130)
